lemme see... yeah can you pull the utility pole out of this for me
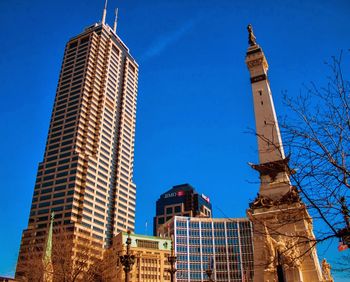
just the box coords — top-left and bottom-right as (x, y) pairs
(119, 231), (135, 282)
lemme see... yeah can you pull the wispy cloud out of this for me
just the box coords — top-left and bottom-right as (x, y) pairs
(141, 17), (200, 62)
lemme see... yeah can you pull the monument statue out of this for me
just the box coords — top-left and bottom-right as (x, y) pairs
(247, 24), (257, 46)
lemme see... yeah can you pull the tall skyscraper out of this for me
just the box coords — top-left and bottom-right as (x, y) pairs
(16, 3), (138, 277)
(245, 25), (325, 281)
(153, 184), (212, 236)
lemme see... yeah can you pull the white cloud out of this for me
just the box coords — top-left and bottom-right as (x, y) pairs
(141, 17), (200, 61)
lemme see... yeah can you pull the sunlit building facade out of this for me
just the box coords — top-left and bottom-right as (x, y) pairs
(103, 232), (172, 282)
(16, 9), (138, 278)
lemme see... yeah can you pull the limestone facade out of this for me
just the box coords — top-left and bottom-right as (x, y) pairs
(245, 26), (331, 282)
(103, 232), (172, 281)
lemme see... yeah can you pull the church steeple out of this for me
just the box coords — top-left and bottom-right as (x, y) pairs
(245, 24), (290, 199)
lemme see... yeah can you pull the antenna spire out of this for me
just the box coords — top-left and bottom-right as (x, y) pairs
(101, 0), (108, 25)
(113, 8), (119, 32)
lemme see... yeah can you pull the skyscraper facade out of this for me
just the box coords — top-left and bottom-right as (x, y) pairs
(153, 184), (212, 236)
(159, 216), (254, 282)
(16, 7), (138, 277)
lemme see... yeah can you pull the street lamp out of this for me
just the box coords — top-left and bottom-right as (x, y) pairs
(167, 237), (177, 282)
(205, 257), (214, 282)
(276, 250), (285, 282)
(205, 268), (213, 282)
(119, 230), (135, 282)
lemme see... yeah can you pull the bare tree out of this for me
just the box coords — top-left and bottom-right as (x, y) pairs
(245, 53), (350, 282)
(51, 227), (104, 282)
(332, 253), (350, 278)
(17, 227), (104, 282)
(281, 52), (350, 247)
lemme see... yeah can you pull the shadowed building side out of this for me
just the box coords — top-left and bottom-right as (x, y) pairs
(153, 184), (212, 236)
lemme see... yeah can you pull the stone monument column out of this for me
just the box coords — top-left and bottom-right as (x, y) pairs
(245, 24), (324, 282)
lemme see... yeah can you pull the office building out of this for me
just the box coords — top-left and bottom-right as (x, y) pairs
(159, 216), (253, 282)
(103, 232), (172, 281)
(154, 184), (212, 236)
(16, 3), (138, 278)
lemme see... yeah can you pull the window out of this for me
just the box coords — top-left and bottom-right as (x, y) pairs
(136, 240), (158, 249)
(40, 195), (51, 201)
(38, 209), (49, 215)
(53, 199), (64, 205)
(54, 192), (65, 198)
(80, 36), (90, 44)
(174, 206), (181, 213)
(39, 202), (50, 208)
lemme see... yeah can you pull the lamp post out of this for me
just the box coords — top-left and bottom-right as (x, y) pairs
(119, 231), (135, 282)
(205, 268), (213, 282)
(276, 250), (285, 282)
(205, 257), (214, 282)
(167, 236), (177, 282)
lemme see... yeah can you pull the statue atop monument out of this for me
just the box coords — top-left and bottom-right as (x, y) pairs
(247, 24), (257, 46)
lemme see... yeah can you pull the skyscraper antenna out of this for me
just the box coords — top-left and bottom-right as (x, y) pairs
(113, 8), (119, 32)
(101, 0), (108, 25)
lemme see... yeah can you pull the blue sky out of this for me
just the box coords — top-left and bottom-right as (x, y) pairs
(0, 0), (349, 279)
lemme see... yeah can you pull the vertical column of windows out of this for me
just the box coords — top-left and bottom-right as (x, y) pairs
(188, 221), (201, 281)
(88, 34), (118, 245)
(175, 219), (189, 281)
(238, 221), (254, 281)
(224, 222), (231, 282)
(79, 33), (109, 239)
(102, 43), (124, 244)
(213, 222), (228, 281)
(114, 58), (138, 233)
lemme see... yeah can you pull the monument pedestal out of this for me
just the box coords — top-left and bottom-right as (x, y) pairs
(248, 194), (324, 282)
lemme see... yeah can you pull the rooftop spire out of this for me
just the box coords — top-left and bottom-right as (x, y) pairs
(101, 0), (108, 25)
(113, 8), (119, 33)
(43, 212), (54, 282)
